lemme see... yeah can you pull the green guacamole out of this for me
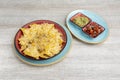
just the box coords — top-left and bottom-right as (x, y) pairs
(73, 16), (89, 27)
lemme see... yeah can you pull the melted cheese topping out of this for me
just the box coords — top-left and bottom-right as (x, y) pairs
(19, 23), (64, 59)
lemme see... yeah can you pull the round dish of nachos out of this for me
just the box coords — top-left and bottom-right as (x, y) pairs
(14, 20), (72, 66)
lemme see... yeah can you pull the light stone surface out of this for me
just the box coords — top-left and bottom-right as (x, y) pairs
(0, 0), (120, 80)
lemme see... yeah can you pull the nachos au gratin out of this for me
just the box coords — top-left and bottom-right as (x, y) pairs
(18, 23), (65, 59)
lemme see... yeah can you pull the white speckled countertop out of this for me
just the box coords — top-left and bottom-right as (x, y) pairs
(0, 0), (120, 80)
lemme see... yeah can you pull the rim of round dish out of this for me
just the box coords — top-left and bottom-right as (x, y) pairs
(14, 20), (68, 60)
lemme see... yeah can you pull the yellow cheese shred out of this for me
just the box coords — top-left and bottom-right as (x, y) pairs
(19, 23), (64, 59)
